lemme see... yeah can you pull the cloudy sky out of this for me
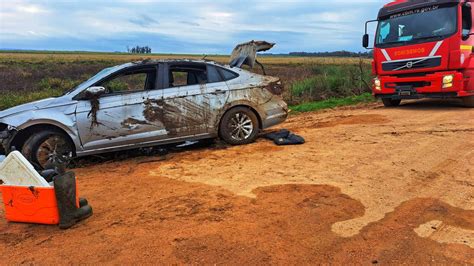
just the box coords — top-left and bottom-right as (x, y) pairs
(0, 0), (385, 54)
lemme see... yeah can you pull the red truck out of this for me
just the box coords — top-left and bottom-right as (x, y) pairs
(363, 0), (474, 107)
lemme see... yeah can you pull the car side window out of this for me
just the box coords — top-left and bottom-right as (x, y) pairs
(207, 65), (223, 83)
(168, 64), (207, 88)
(218, 67), (239, 81)
(98, 67), (157, 94)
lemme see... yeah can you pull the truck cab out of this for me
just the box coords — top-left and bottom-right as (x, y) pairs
(364, 0), (474, 107)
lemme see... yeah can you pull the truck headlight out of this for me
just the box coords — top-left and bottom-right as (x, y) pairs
(442, 75), (454, 88)
(374, 78), (382, 91)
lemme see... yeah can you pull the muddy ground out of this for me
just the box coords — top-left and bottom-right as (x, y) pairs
(1, 99), (473, 264)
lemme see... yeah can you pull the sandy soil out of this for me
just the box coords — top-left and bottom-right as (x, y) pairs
(1, 99), (473, 264)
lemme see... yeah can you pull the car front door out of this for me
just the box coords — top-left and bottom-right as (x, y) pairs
(160, 62), (230, 137)
(75, 65), (167, 152)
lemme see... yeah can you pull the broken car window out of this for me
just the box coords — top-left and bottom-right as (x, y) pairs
(98, 67), (157, 94)
(168, 64), (208, 88)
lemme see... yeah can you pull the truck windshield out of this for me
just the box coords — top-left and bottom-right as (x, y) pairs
(376, 5), (458, 47)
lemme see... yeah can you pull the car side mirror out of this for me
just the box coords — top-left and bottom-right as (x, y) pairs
(84, 86), (107, 98)
(363, 34), (370, 49)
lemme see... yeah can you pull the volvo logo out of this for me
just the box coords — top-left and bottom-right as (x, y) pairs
(406, 61), (414, 69)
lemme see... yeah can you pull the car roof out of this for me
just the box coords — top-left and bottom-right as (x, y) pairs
(127, 59), (228, 68)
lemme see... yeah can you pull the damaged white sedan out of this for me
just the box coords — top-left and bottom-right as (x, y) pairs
(0, 42), (288, 168)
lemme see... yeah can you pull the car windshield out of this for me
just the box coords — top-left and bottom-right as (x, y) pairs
(376, 5), (458, 47)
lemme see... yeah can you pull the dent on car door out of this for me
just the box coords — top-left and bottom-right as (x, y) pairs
(75, 65), (167, 151)
(160, 63), (229, 137)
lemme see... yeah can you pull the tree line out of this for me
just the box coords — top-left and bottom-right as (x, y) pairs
(288, 51), (373, 58)
(127, 46), (152, 54)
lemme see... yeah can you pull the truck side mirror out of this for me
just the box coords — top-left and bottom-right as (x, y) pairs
(363, 20), (378, 49)
(363, 34), (370, 48)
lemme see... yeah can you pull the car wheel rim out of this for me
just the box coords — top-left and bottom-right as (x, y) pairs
(229, 112), (254, 141)
(36, 136), (71, 168)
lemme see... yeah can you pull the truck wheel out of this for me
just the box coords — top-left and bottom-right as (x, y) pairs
(462, 96), (474, 108)
(382, 99), (401, 107)
(219, 107), (260, 145)
(21, 129), (74, 170)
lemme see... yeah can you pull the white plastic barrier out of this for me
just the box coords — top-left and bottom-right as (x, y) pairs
(0, 151), (50, 187)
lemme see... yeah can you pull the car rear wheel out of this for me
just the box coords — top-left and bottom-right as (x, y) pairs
(382, 99), (401, 107)
(462, 96), (474, 108)
(21, 130), (74, 170)
(219, 107), (260, 145)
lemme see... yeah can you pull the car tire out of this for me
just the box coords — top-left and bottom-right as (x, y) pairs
(219, 107), (260, 145)
(462, 96), (474, 108)
(21, 129), (74, 170)
(382, 99), (401, 107)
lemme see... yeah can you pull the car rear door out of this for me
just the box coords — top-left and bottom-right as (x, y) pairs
(160, 62), (229, 137)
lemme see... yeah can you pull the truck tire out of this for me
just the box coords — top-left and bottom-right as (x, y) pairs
(382, 99), (401, 107)
(219, 107), (260, 145)
(21, 129), (74, 170)
(462, 96), (474, 108)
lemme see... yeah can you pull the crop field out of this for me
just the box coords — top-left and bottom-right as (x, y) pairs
(0, 51), (368, 64)
(0, 52), (373, 110)
(1, 52), (474, 264)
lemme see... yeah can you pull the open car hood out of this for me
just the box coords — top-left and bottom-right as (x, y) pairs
(229, 40), (275, 69)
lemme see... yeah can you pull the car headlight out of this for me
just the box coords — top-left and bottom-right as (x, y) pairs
(442, 75), (454, 88)
(374, 78), (382, 91)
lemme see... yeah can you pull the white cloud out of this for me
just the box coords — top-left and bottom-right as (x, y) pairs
(0, 0), (386, 52)
(18, 4), (49, 14)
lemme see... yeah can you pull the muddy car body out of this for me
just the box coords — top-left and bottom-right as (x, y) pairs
(0, 59), (288, 168)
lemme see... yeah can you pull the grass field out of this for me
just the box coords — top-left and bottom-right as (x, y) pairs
(0, 51), (374, 111)
(0, 51), (369, 65)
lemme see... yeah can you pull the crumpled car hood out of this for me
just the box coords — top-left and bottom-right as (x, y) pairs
(0, 97), (68, 120)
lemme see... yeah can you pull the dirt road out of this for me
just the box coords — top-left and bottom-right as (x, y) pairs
(1, 99), (473, 264)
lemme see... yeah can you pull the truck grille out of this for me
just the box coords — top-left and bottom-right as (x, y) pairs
(382, 56), (441, 71)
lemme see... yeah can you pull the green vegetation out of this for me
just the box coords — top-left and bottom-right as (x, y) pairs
(290, 93), (375, 113)
(0, 88), (64, 110)
(38, 78), (81, 91)
(289, 64), (372, 104)
(0, 78), (80, 110)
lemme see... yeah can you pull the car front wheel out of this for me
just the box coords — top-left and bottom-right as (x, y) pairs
(21, 129), (74, 170)
(219, 107), (260, 145)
